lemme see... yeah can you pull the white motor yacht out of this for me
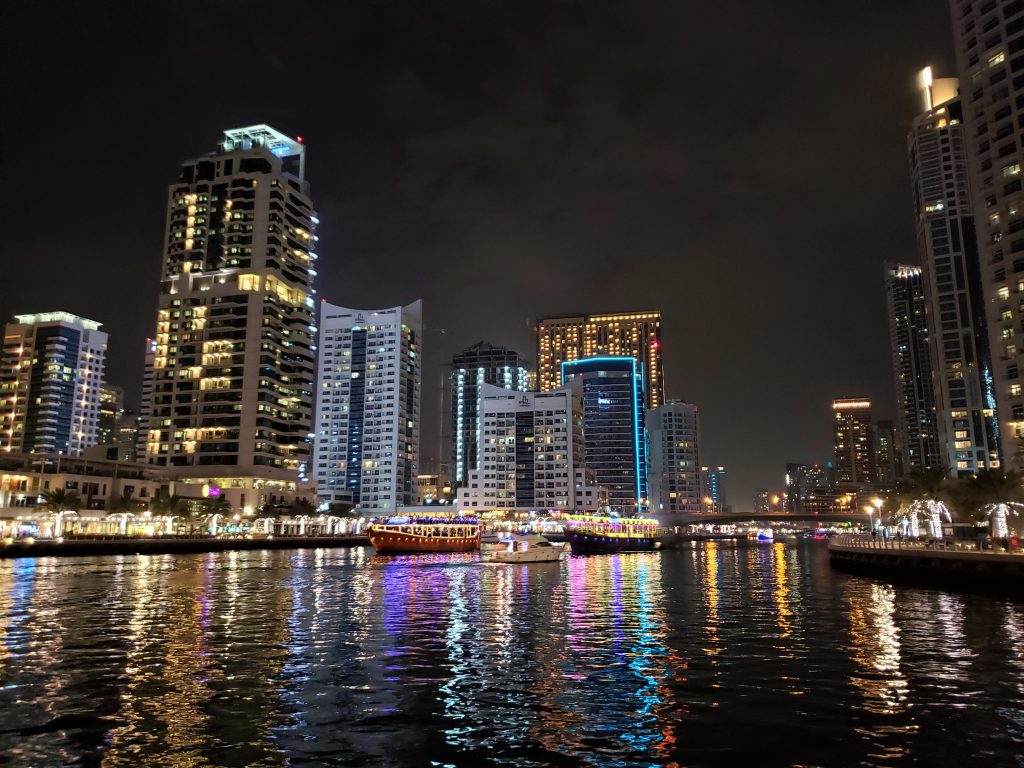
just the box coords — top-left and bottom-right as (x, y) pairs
(491, 535), (565, 563)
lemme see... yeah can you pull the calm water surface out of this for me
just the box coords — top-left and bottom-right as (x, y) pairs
(1, 542), (1023, 767)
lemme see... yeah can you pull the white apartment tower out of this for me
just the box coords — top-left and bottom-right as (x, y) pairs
(0, 312), (108, 456)
(948, 3), (1024, 465)
(457, 381), (603, 513)
(646, 401), (701, 519)
(314, 301), (422, 512)
(139, 125), (317, 509)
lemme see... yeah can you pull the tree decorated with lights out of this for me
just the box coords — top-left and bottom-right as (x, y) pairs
(952, 469), (1024, 538)
(894, 468), (951, 538)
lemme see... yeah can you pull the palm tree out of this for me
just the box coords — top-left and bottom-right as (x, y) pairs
(151, 490), (188, 517)
(40, 487), (81, 537)
(40, 487), (81, 513)
(950, 469), (1024, 537)
(108, 490), (142, 514)
(893, 469), (951, 537)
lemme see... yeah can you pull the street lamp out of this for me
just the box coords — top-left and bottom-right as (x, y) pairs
(864, 504), (874, 533)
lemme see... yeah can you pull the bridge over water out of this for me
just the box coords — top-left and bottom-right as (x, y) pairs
(675, 512), (869, 526)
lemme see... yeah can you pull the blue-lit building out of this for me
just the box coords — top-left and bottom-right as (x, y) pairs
(560, 356), (648, 515)
(0, 312), (109, 456)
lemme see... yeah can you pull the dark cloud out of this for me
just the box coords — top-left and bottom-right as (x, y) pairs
(1, 1), (954, 507)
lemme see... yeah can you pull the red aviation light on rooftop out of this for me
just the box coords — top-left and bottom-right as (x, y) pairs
(651, 339), (660, 349)
(297, 136), (303, 143)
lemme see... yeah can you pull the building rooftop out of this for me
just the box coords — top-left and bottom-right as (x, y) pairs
(13, 312), (102, 331)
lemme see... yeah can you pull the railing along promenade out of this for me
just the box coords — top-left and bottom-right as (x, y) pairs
(828, 533), (1024, 589)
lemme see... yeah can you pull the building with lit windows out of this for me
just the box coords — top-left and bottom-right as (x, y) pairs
(647, 401), (701, 519)
(138, 125), (318, 511)
(699, 465), (727, 513)
(907, 69), (1000, 475)
(456, 381), (602, 514)
(313, 301), (422, 512)
(561, 356), (648, 515)
(832, 399), (875, 488)
(875, 420), (901, 484)
(97, 384), (123, 446)
(450, 342), (529, 489)
(0, 312), (108, 456)
(948, 6), (1024, 465)
(884, 264), (943, 473)
(536, 311), (663, 409)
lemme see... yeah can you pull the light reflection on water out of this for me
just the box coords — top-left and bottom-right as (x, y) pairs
(0, 542), (1022, 767)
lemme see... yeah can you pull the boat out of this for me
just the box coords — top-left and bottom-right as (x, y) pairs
(367, 515), (481, 554)
(746, 528), (774, 542)
(491, 535), (565, 563)
(480, 530), (512, 548)
(562, 510), (660, 555)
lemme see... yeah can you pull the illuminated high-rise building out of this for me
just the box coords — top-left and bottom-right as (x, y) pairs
(884, 264), (943, 473)
(947, 6), (1024, 466)
(832, 399), (875, 487)
(450, 342), (529, 488)
(699, 465), (727, 512)
(313, 301), (422, 512)
(561, 356), (648, 515)
(456, 381), (602, 514)
(907, 69), (1000, 475)
(97, 383), (123, 446)
(0, 312), (108, 456)
(875, 419), (901, 484)
(647, 401), (701, 519)
(139, 125), (317, 510)
(536, 311), (663, 409)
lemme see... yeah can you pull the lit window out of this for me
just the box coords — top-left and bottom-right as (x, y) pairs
(989, 52), (1006, 67)
(1003, 163), (1021, 178)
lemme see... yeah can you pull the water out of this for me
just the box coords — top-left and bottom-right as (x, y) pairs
(1, 541), (1022, 767)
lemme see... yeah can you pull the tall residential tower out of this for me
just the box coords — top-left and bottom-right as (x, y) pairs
(948, 4), (1024, 465)
(907, 69), (1000, 475)
(561, 356), (648, 515)
(450, 342), (529, 489)
(884, 264), (943, 473)
(536, 311), (663, 410)
(139, 125), (317, 509)
(313, 301), (422, 512)
(0, 312), (108, 456)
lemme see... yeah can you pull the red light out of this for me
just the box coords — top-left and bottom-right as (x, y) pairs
(297, 136), (303, 143)
(652, 340), (660, 349)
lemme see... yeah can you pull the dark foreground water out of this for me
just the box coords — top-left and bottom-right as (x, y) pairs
(1, 542), (1022, 767)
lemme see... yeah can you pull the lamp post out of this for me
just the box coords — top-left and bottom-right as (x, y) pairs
(864, 504), (874, 536)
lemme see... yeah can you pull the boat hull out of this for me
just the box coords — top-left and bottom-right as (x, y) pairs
(368, 529), (479, 554)
(566, 530), (658, 555)
(492, 545), (565, 563)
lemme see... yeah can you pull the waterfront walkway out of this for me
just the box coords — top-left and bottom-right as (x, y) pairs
(829, 534), (1024, 588)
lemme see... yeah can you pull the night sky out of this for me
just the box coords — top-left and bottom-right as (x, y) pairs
(3, 2), (957, 508)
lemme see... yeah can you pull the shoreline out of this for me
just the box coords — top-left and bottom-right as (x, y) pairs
(0, 535), (370, 559)
(828, 535), (1024, 592)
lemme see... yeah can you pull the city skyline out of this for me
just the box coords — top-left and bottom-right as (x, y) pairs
(1, 2), (959, 505)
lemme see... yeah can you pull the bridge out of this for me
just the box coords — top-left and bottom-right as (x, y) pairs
(673, 512), (869, 526)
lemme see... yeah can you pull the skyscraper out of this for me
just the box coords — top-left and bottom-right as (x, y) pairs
(0, 312), (108, 456)
(456, 381), (602, 514)
(699, 465), (728, 512)
(885, 264), (943, 472)
(832, 399), (875, 488)
(907, 69), (1000, 475)
(875, 419), (901, 484)
(98, 384), (123, 446)
(948, 5), (1024, 465)
(139, 125), (317, 510)
(646, 401), (701, 519)
(313, 301), (422, 512)
(450, 342), (529, 489)
(536, 311), (663, 409)
(561, 356), (648, 514)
